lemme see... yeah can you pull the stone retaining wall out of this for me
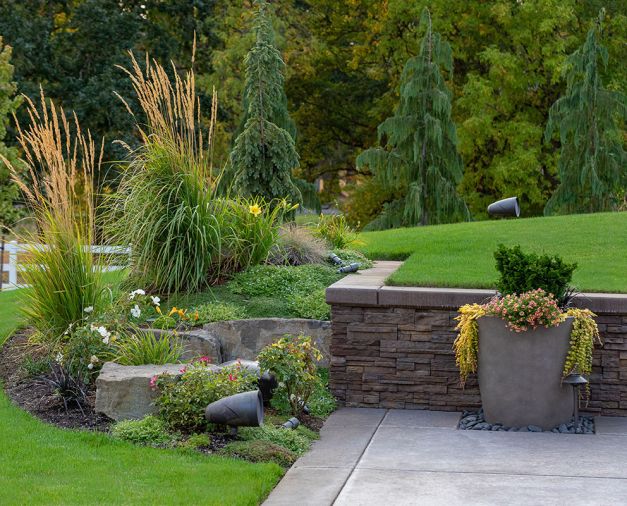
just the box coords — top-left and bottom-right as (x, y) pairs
(327, 262), (627, 416)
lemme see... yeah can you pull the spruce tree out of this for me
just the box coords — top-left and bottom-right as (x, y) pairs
(544, 10), (626, 215)
(356, 8), (469, 229)
(0, 39), (23, 238)
(230, 0), (301, 206)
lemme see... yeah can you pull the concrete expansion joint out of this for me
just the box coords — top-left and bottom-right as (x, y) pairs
(330, 409), (389, 505)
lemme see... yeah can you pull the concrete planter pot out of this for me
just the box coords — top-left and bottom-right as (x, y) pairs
(477, 316), (574, 429)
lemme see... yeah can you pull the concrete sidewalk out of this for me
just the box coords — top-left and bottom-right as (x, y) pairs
(264, 408), (627, 505)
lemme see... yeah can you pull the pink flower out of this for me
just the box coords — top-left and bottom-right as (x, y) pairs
(228, 374), (236, 382)
(198, 356), (211, 364)
(149, 375), (158, 389)
(180, 367), (187, 374)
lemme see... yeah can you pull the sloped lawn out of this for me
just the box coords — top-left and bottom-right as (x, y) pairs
(0, 289), (282, 506)
(359, 212), (627, 293)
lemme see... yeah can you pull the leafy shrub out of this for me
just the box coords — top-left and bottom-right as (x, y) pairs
(152, 315), (178, 330)
(494, 244), (577, 306)
(113, 329), (183, 366)
(331, 249), (374, 269)
(192, 302), (248, 324)
(238, 424), (314, 455)
(288, 289), (330, 320)
(258, 335), (322, 416)
(224, 197), (294, 271)
(268, 224), (328, 266)
(340, 176), (399, 230)
(59, 323), (117, 383)
(270, 368), (337, 418)
(311, 214), (357, 249)
(229, 264), (340, 299)
(154, 361), (258, 433)
(5, 92), (105, 340)
(219, 440), (296, 467)
(110, 416), (176, 447)
(483, 289), (563, 333)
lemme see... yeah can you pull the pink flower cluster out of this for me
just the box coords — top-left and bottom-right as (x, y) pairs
(484, 288), (563, 332)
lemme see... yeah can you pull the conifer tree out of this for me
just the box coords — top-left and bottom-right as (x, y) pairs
(544, 10), (626, 215)
(0, 39), (24, 238)
(230, 0), (301, 206)
(356, 8), (469, 229)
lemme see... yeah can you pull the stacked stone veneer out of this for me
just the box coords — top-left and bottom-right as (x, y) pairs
(327, 262), (627, 415)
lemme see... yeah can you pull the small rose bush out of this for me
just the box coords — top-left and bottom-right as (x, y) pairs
(153, 359), (258, 433)
(483, 288), (563, 332)
(258, 334), (322, 416)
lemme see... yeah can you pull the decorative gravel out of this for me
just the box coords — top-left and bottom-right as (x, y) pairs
(458, 409), (595, 434)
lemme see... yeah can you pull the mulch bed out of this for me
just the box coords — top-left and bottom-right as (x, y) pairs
(0, 330), (112, 432)
(1, 331), (326, 440)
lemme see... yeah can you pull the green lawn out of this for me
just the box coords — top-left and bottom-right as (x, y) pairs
(0, 289), (282, 505)
(358, 212), (627, 293)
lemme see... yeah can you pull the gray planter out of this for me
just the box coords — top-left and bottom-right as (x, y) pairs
(477, 316), (574, 429)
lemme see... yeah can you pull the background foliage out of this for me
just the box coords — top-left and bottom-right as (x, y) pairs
(0, 0), (624, 218)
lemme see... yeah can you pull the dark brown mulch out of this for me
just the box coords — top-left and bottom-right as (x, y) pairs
(299, 412), (324, 432)
(0, 331), (113, 432)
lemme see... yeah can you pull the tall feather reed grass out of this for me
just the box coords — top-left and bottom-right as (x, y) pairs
(109, 53), (225, 294)
(0, 90), (105, 339)
(110, 54), (288, 294)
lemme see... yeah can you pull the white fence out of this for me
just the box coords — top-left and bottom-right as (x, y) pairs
(0, 242), (130, 290)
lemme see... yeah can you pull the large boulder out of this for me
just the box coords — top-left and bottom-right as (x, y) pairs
(202, 318), (331, 366)
(95, 362), (214, 421)
(152, 328), (222, 364)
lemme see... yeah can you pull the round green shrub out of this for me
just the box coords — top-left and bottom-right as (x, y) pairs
(219, 440), (297, 467)
(110, 416), (176, 447)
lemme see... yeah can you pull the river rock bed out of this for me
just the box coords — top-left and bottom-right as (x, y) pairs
(458, 409), (595, 434)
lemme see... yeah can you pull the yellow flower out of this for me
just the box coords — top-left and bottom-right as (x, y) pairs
(249, 204), (262, 217)
(168, 307), (178, 317)
(156, 306), (162, 315)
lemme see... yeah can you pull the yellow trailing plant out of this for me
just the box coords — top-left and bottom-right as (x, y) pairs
(453, 299), (601, 388)
(453, 304), (485, 386)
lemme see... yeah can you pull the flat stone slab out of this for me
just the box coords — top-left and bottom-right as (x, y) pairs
(265, 408), (627, 505)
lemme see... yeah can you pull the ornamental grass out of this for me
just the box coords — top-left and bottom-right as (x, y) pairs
(1, 90), (105, 340)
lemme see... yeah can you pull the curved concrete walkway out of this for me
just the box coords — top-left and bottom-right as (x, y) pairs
(264, 408), (627, 505)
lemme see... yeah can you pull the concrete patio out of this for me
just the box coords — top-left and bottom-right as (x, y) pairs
(264, 408), (627, 505)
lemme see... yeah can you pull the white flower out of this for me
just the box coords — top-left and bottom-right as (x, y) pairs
(131, 304), (142, 318)
(96, 326), (110, 338)
(129, 289), (146, 300)
(90, 355), (99, 364)
(55, 352), (64, 364)
(84, 306), (94, 313)
(151, 296), (160, 306)
(87, 363), (94, 370)
(102, 336), (110, 345)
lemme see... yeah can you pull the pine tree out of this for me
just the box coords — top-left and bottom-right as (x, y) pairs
(356, 8), (469, 229)
(230, 0), (301, 206)
(544, 10), (626, 215)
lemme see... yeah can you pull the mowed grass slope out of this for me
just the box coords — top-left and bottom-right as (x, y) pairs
(358, 212), (627, 293)
(0, 289), (282, 505)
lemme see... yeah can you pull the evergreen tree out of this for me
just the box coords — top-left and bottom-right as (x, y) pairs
(356, 8), (469, 229)
(0, 39), (24, 237)
(230, 0), (301, 206)
(544, 10), (626, 215)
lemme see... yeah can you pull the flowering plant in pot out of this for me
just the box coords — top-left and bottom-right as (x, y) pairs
(453, 245), (601, 430)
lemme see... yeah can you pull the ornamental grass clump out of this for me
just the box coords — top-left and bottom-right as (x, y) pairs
(1, 90), (105, 340)
(109, 54), (227, 294)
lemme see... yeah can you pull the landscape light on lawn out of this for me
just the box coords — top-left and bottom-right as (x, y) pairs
(205, 390), (264, 435)
(487, 197), (520, 218)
